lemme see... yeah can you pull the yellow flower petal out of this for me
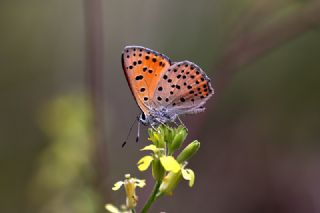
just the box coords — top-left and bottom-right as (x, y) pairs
(112, 181), (124, 191)
(140, 144), (158, 152)
(182, 168), (195, 187)
(134, 178), (146, 188)
(137, 156), (153, 171)
(105, 204), (120, 213)
(160, 156), (181, 173)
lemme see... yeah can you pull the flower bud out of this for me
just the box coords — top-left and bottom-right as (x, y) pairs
(176, 140), (200, 163)
(148, 128), (165, 148)
(168, 127), (187, 154)
(152, 157), (165, 181)
(158, 171), (182, 196)
(164, 126), (174, 143)
(157, 134), (166, 148)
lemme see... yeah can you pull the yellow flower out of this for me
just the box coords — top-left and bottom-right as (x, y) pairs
(111, 174), (145, 209)
(137, 155), (153, 171)
(181, 168), (195, 187)
(159, 156), (181, 173)
(105, 204), (131, 213)
(159, 164), (195, 196)
(105, 204), (121, 213)
(137, 145), (181, 173)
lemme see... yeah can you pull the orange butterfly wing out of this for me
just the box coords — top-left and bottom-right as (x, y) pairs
(153, 61), (213, 112)
(122, 46), (171, 115)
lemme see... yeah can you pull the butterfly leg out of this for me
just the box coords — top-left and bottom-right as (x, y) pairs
(158, 120), (167, 127)
(155, 118), (171, 130)
(177, 116), (186, 128)
(150, 123), (162, 133)
(172, 120), (179, 127)
(161, 122), (171, 130)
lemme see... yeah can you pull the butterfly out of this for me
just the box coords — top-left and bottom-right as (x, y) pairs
(122, 45), (214, 129)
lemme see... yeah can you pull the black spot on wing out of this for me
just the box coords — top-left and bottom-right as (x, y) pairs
(135, 75), (143, 80)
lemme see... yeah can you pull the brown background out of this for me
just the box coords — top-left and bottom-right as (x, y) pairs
(1, 0), (320, 212)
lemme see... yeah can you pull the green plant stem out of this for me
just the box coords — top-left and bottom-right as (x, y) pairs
(131, 209), (136, 213)
(141, 181), (161, 213)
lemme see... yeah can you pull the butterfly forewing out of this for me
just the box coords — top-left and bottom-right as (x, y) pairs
(153, 61), (213, 113)
(122, 46), (171, 115)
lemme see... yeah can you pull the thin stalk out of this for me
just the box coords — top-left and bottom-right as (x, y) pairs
(141, 181), (162, 213)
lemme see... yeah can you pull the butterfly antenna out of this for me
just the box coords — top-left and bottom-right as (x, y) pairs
(136, 121), (141, 143)
(122, 118), (138, 148)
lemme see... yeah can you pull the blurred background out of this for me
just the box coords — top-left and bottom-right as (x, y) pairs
(1, 0), (320, 212)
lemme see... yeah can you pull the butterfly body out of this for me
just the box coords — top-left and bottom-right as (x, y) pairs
(122, 46), (213, 127)
(138, 105), (178, 126)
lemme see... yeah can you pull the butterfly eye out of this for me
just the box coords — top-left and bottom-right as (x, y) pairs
(141, 113), (146, 120)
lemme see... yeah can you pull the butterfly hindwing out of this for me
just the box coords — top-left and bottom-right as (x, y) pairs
(122, 46), (171, 115)
(153, 61), (213, 114)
